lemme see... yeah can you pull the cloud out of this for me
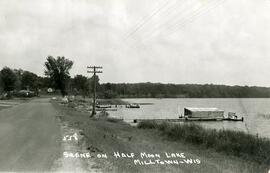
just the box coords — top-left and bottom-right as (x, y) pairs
(0, 0), (270, 86)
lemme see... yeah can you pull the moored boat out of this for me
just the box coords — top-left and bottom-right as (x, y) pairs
(126, 103), (140, 108)
(96, 105), (112, 109)
(223, 117), (244, 121)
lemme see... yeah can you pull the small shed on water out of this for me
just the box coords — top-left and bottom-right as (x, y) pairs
(184, 107), (224, 119)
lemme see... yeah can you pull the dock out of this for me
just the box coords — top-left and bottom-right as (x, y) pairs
(133, 117), (244, 123)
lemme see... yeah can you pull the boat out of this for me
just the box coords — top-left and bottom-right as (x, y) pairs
(223, 112), (244, 121)
(96, 105), (112, 109)
(126, 103), (140, 108)
(223, 117), (244, 121)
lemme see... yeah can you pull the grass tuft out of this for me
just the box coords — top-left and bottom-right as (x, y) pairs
(137, 120), (159, 129)
(106, 117), (123, 123)
(138, 120), (270, 165)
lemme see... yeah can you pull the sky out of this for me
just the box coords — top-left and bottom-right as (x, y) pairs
(0, 0), (270, 86)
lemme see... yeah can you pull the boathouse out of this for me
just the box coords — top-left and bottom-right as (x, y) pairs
(184, 107), (224, 119)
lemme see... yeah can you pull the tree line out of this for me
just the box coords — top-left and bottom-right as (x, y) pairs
(1, 56), (270, 98)
(98, 83), (270, 98)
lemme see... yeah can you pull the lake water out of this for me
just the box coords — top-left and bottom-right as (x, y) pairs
(109, 98), (270, 138)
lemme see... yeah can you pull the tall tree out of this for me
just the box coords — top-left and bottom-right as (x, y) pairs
(0, 73), (3, 93)
(72, 75), (89, 97)
(44, 56), (73, 96)
(0, 67), (17, 93)
(21, 71), (38, 90)
(13, 69), (23, 91)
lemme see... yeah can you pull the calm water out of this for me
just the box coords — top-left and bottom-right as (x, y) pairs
(109, 98), (270, 138)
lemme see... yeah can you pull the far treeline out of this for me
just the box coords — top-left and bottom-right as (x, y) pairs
(1, 56), (270, 98)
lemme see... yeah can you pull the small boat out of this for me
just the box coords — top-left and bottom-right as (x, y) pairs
(223, 112), (244, 121)
(126, 103), (140, 108)
(96, 105), (112, 109)
(223, 117), (244, 121)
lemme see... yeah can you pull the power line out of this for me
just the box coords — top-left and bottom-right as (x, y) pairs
(125, 0), (173, 40)
(120, 0), (205, 50)
(137, 0), (225, 42)
(167, 0), (225, 36)
(143, 0), (203, 41)
(130, 0), (197, 41)
(121, 0), (226, 57)
(122, 0), (197, 51)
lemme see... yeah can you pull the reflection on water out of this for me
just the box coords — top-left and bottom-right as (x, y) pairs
(109, 98), (270, 138)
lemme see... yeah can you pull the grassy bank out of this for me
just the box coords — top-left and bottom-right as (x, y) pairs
(138, 121), (270, 165)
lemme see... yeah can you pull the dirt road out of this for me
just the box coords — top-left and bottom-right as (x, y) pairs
(0, 98), (61, 171)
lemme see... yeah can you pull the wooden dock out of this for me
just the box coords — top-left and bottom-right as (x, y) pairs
(133, 117), (244, 123)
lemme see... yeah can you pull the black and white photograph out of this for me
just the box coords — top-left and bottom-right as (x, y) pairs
(0, 0), (270, 172)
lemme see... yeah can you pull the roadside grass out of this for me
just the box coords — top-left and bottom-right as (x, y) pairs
(138, 120), (270, 165)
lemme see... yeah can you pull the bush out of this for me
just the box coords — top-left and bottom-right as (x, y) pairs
(67, 102), (76, 108)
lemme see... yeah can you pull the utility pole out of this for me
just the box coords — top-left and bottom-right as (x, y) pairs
(87, 66), (102, 117)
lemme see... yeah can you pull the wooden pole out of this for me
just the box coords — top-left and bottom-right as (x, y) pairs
(87, 66), (102, 117)
(92, 67), (96, 116)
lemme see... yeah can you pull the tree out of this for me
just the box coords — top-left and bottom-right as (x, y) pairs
(0, 67), (17, 93)
(44, 56), (73, 96)
(72, 75), (89, 97)
(101, 83), (117, 98)
(38, 76), (53, 89)
(13, 69), (23, 91)
(0, 73), (3, 93)
(21, 71), (38, 90)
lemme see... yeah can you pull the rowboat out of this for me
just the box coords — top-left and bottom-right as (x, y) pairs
(126, 103), (140, 108)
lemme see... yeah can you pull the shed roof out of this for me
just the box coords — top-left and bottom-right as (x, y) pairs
(184, 107), (224, 112)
